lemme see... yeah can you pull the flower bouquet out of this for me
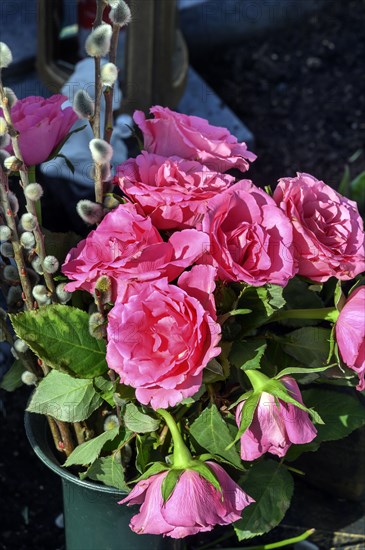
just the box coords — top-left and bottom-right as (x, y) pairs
(0, 1), (365, 546)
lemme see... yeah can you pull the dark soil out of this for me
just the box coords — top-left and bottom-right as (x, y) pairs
(1, 1), (365, 549)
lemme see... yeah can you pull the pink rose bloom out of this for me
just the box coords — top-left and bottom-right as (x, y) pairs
(336, 287), (365, 391)
(200, 180), (295, 286)
(1, 95), (77, 166)
(62, 203), (207, 299)
(273, 173), (365, 282)
(133, 106), (256, 173)
(236, 376), (317, 461)
(106, 267), (221, 409)
(119, 462), (254, 538)
(115, 151), (235, 230)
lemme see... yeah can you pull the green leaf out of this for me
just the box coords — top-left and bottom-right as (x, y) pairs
(55, 153), (75, 174)
(0, 360), (25, 391)
(281, 327), (331, 369)
(231, 393), (261, 445)
(338, 165), (350, 197)
(274, 365), (333, 380)
(302, 388), (365, 442)
(64, 428), (119, 467)
(190, 404), (243, 470)
(45, 124), (87, 161)
(124, 403), (160, 433)
(351, 171), (365, 213)
(94, 377), (116, 406)
(234, 461), (294, 540)
(26, 370), (102, 422)
(134, 461), (169, 482)
(161, 469), (183, 502)
(10, 305), (108, 378)
(230, 339), (267, 371)
(82, 455), (129, 491)
(281, 278), (323, 327)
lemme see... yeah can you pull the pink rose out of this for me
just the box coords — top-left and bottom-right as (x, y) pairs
(335, 287), (365, 391)
(273, 173), (365, 282)
(200, 180), (295, 285)
(133, 106), (256, 173)
(236, 376), (317, 461)
(106, 268), (221, 409)
(119, 462), (254, 538)
(1, 95), (78, 166)
(115, 151), (235, 230)
(62, 203), (207, 299)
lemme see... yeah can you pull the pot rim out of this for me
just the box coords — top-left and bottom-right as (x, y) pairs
(24, 411), (128, 496)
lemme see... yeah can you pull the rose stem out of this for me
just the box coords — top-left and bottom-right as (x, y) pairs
(0, 78), (57, 302)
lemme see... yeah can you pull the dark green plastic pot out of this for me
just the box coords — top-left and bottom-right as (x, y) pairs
(25, 412), (178, 550)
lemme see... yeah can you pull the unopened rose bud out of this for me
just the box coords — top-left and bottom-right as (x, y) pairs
(20, 231), (35, 250)
(32, 284), (51, 305)
(21, 371), (38, 386)
(14, 338), (29, 354)
(20, 213), (37, 232)
(31, 256), (43, 275)
(110, 1), (132, 27)
(1, 242), (14, 258)
(56, 283), (72, 304)
(101, 63), (118, 87)
(103, 195), (120, 210)
(85, 23), (112, 58)
(24, 183), (43, 202)
(73, 89), (95, 119)
(76, 199), (104, 225)
(89, 312), (106, 339)
(42, 255), (59, 274)
(4, 155), (22, 172)
(0, 42), (13, 68)
(0, 133), (10, 148)
(89, 138), (113, 164)
(90, 162), (111, 182)
(0, 225), (11, 241)
(3, 265), (19, 283)
(6, 285), (22, 307)
(103, 414), (119, 431)
(0, 117), (7, 136)
(3, 87), (17, 108)
(8, 192), (19, 215)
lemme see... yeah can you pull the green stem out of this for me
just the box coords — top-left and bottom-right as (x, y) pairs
(268, 307), (339, 324)
(28, 165), (42, 224)
(245, 369), (270, 393)
(156, 409), (193, 469)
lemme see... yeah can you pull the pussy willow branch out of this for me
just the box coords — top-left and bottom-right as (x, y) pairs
(103, 25), (121, 144)
(0, 79), (57, 302)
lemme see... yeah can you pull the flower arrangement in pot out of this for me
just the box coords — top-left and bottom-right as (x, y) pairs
(0, 1), (365, 547)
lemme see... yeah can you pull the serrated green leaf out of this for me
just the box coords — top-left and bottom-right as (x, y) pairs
(94, 377), (116, 406)
(0, 360), (25, 391)
(82, 455), (129, 490)
(161, 469), (183, 503)
(234, 461), (294, 540)
(134, 461), (169, 482)
(26, 370), (102, 422)
(302, 388), (365, 442)
(230, 339), (267, 371)
(10, 305), (108, 378)
(124, 403), (160, 433)
(190, 404), (243, 469)
(64, 427), (119, 467)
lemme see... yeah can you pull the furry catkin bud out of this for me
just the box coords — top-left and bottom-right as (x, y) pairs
(42, 255), (59, 274)
(56, 283), (72, 304)
(110, 1), (132, 27)
(103, 195), (120, 210)
(90, 162), (111, 182)
(26, 268), (39, 286)
(24, 183), (43, 201)
(95, 275), (112, 303)
(76, 200), (104, 225)
(0, 133), (10, 148)
(0, 117), (8, 136)
(32, 284), (51, 305)
(0, 150), (10, 170)
(31, 256), (43, 275)
(85, 24), (112, 57)
(14, 338), (29, 354)
(89, 138), (113, 164)
(3, 87), (17, 108)
(106, 0), (121, 7)
(8, 191), (19, 215)
(20, 213), (37, 232)
(0, 225), (11, 241)
(7, 285), (22, 307)
(20, 231), (36, 249)
(0, 42), (13, 68)
(4, 155), (22, 172)
(3, 265), (19, 283)
(73, 89), (95, 119)
(89, 312), (107, 339)
(103, 414), (119, 431)
(21, 371), (38, 386)
(101, 63), (118, 87)
(1, 242), (14, 258)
